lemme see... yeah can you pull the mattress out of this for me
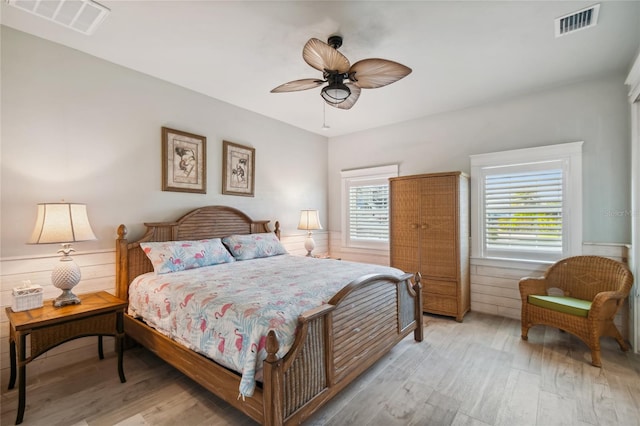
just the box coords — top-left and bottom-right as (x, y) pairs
(127, 254), (402, 397)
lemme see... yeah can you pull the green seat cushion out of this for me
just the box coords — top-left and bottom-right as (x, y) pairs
(528, 295), (592, 317)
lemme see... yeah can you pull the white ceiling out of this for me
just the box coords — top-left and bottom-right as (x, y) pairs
(2, 1), (639, 137)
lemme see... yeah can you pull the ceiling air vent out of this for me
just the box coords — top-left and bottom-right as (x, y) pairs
(6, 0), (110, 35)
(555, 4), (600, 37)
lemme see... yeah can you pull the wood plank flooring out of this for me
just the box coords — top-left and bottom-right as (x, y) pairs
(2, 312), (639, 426)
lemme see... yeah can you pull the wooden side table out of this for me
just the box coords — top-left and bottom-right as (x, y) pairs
(5, 291), (127, 425)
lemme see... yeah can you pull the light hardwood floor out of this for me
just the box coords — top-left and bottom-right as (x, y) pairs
(2, 312), (639, 426)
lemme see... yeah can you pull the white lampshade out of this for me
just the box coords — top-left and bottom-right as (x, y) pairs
(297, 210), (323, 231)
(29, 203), (97, 244)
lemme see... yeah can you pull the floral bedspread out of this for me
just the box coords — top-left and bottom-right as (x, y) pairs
(128, 254), (403, 397)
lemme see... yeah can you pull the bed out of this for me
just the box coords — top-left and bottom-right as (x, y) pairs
(116, 205), (423, 425)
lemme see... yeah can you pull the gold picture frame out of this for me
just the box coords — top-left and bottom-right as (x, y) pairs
(222, 140), (255, 197)
(161, 127), (206, 194)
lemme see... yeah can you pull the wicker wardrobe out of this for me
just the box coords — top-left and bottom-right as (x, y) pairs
(390, 171), (470, 322)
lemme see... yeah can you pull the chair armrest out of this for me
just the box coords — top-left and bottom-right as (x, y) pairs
(589, 290), (628, 319)
(519, 277), (547, 300)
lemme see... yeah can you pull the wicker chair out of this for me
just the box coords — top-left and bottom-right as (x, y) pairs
(519, 255), (634, 367)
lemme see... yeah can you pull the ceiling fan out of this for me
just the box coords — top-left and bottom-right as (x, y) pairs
(271, 36), (412, 110)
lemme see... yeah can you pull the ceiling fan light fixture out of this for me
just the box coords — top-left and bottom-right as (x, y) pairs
(321, 82), (351, 104)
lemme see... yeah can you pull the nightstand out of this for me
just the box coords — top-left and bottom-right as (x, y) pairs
(5, 291), (127, 425)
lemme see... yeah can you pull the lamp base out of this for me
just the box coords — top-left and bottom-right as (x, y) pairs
(304, 233), (316, 257)
(51, 245), (82, 308)
(53, 289), (81, 307)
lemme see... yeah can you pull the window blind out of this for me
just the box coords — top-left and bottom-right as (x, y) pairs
(484, 169), (563, 253)
(348, 183), (389, 242)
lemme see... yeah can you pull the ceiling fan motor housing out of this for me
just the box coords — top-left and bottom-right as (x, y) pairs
(327, 35), (343, 49)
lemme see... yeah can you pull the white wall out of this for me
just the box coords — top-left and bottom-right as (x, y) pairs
(1, 26), (329, 259)
(328, 73), (632, 257)
(327, 72), (632, 338)
(0, 26), (329, 387)
(326, 71), (633, 341)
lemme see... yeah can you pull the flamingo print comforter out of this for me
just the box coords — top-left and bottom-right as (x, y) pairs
(128, 254), (402, 397)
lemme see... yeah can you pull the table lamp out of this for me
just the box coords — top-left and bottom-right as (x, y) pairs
(297, 209), (323, 257)
(28, 203), (97, 307)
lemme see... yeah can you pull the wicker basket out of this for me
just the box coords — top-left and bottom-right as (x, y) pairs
(12, 283), (43, 312)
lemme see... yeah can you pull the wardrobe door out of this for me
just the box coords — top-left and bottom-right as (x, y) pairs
(390, 178), (420, 276)
(419, 175), (459, 280)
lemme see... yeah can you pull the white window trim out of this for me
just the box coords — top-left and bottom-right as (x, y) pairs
(470, 141), (583, 261)
(625, 51), (640, 353)
(341, 164), (398, 251)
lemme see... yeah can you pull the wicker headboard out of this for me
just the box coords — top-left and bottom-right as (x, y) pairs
(115, 205), (277, 301)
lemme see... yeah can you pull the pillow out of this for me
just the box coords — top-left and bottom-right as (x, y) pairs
(140, 239), (235, 274)
(222, 232), (287, 260)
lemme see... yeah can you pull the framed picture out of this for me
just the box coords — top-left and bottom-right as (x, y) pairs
(222, 140), (255, 197)
(162, 127), (206, 194)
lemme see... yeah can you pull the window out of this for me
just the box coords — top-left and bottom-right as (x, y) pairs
(484, 165), (563, 259)
(341, 165), (398, 250)
(470, 142), (582, 262)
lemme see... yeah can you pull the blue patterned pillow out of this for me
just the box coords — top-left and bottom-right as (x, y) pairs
(141, 239), (235, 274)
(222, 233), (287, 260)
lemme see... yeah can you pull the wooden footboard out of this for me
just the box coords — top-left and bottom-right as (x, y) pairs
(267, 272), (423, 425)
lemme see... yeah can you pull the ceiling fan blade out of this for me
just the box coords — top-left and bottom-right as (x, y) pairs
(303, 38), (350, 73)
(348, 58), (412, 89)
(326, 83), (361, 110)
(271, 78), (325, 93)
